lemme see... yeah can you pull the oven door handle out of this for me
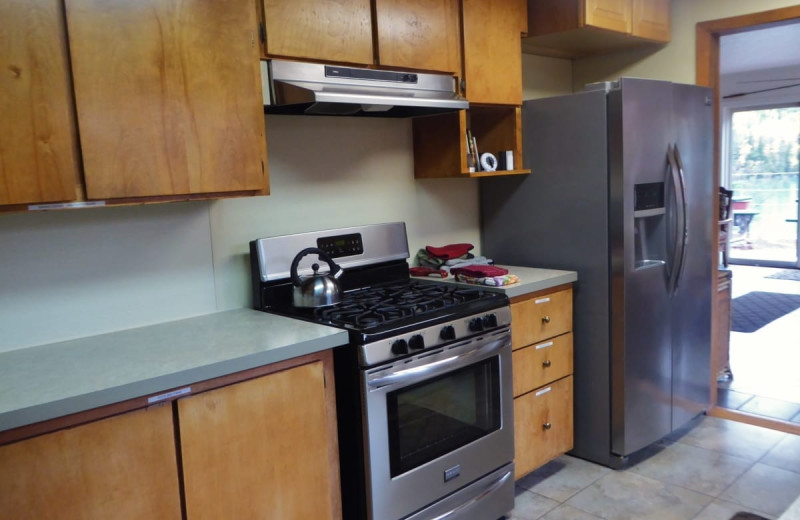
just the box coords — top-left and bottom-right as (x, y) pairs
(367, 335), (510, 390)
(429, 468), (513, 520)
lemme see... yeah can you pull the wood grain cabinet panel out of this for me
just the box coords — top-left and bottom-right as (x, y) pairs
(261, 0), (373, 65)
(0, 405), (182, 520)
(512, 332), (573, 397)
(462, 0), (523, 105)
(511, 284), (574, 481)
(0, 0), (80, 206)
(511, 287), (573, 349)
(584, 0), (632, 33)
(178, 361), (340, 520)
(523, 0), (669, 57)
(65, 0), (268, 200)
(632, 0), (670, 41)
(375, 0), (461, 74)
(514, 375), (574, 479)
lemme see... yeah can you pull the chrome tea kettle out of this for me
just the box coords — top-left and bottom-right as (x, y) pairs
(290, 247), (343, 307)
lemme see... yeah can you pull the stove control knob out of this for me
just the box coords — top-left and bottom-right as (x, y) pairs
(469, 318), (484, 332)
(409, 334), (425, 350)
(440, 325), (456, 341)
(391, 339), (408, 355)
(482, 314), (498, 328)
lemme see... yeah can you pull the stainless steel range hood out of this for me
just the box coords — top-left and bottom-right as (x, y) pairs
(261, 59), (468, 117)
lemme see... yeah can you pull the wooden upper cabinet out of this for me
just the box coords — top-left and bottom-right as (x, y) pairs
(524, 0), (670, 57)
(64, 0), (268, 200)
(375, 0), (461, 74)
(0, 405), (182, 519)
(632, 0), (670, 41)
(462, 0), (523, 105)
(262, 0), (373, 65)
(0, 0), (80, 206)
(584, 0), (632, 33)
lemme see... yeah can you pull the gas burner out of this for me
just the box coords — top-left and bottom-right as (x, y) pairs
(312, 280), (489, 330)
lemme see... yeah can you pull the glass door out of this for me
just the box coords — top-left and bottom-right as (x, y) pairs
(726, 104), (800, 267)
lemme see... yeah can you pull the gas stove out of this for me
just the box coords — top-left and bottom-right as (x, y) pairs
(249, 223), (515, 520)
(250, 222), (509, 364)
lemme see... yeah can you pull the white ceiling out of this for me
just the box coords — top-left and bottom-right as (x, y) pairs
(720, 22), (800, 99)
(720, 22), (800, 75)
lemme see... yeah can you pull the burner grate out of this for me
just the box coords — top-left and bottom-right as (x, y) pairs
(313, 280), (486, 329)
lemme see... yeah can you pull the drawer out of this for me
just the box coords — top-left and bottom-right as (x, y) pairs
(511, 287), (573, 349)
(512, 333), (573, 397)
(513, 375), (573, 480)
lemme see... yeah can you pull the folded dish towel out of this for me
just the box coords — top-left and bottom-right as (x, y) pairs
(455, 274), (520, 287)
(425, 243), (474, 260)
(450, 264), (508, 278)
(445, 256), (492, 268)
(417, 248), (473, 268)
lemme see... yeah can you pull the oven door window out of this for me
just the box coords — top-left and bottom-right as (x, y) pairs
(386, 357), (500, 477)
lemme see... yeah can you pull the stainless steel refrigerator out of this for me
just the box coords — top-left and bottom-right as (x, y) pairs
(480, 78), (713, 468)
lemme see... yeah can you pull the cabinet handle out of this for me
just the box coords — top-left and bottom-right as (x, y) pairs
(543, 422), (552, 430)
(542, 315), (551, 324)
(542, 360), (552, 368)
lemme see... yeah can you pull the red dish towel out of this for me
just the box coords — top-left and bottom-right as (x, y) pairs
(450, 265), (508, 278)
(425, 243), (474, 260)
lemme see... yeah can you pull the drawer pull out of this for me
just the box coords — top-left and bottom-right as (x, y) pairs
(535, 341), (553, 350)
(535, 387), (552, 397)
(542, 315), (551, 324)
(535, 297), (551, 304)
(543, 422), (552, 430)
(542, 360), (552, 368)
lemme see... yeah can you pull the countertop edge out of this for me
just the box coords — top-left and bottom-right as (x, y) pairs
(0, 313), (349, 433)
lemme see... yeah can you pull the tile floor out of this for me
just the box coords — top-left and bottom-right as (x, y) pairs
(718, 266), (800, 421)
(507, 416), (800, 520)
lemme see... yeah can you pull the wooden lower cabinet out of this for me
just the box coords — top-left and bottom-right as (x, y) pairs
(514, 376), (574, 478)
(0, 404), (182, 519)
(178, 360), (340, 520)
(0, 351), (341, 520)
(511, 285), (574, 480)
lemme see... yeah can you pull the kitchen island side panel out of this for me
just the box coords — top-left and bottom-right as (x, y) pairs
(480, 90), (612, 465)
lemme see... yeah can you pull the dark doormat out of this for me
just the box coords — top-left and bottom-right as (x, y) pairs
(766, 269), (800, 281)
(731, 291), (800, 333)
(729, 513), (769, 520)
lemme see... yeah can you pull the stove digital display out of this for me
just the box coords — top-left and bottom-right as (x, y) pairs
(317, 233), (364, 258)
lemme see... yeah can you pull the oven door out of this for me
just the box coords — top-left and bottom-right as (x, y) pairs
(362, 326), (514, 520)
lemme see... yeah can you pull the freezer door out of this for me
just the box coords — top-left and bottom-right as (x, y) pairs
(609, 78), (674, 457)
(480, 90), (613, 465)
(670, 83), (713, 429)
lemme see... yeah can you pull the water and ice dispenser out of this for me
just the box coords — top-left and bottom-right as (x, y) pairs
(633, 182), (667, 270)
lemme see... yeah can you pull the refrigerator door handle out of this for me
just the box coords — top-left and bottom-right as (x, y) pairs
(673, 144), (690, 293)
(666, 145), (684, 294)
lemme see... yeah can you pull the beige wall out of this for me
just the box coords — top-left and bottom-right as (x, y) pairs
(573, 0), (800, 89)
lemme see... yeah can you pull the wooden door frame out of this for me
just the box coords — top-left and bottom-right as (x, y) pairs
(696, 5), (800, 436)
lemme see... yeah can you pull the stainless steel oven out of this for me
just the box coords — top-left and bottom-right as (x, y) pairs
(250, 222), (515, 520)
(362, 320), (514, 520)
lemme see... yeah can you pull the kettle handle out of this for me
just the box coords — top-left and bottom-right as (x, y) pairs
(290, 247), (342, 287)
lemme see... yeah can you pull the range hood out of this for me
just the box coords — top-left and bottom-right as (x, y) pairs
(261, 59), (468, 117)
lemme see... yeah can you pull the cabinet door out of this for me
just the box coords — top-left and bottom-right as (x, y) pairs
(0, 0), (80, 206)
(375, 0), (461, 74)
(65, 0), (268, 199)
(462, 0), (522, 105)
(514, 376), (573, 479)
(178, 361), (339, 520)
(0, 405), (181, 519)
(262, 0), (373, 65)
(583, 0), (632, 33)
(511, 287), (573, 349)
(632, 0), (670, 42)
